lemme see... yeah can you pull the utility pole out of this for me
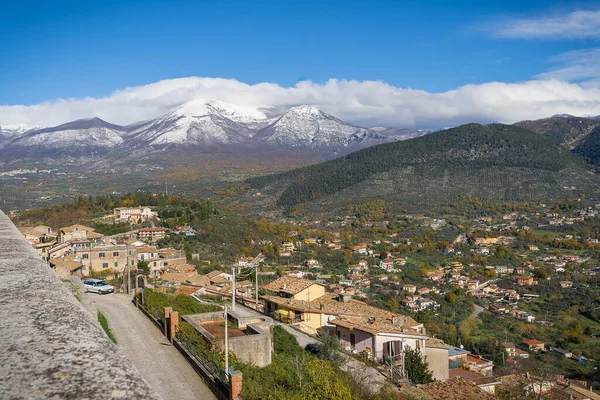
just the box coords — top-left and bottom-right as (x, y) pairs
(232, 266), (236, 311)
(224, 306), (229, 378)
(126, 246), (131, 295)
(255, 264), (259, 308)
(389, 342), (393, 379)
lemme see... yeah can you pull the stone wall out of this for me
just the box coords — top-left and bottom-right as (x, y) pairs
(185, 310), (273, 367)
(229, 323), (272, 367)
(0, 210), (158, 399)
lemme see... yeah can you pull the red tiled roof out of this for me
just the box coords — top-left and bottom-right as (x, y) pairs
(449, 369), (499, 386)
(523, 339), (544, 345)
(403, 377), (495, 400)
(262, 276), (323, 295)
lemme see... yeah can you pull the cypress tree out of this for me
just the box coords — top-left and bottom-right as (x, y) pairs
(404, 347), (434, 384)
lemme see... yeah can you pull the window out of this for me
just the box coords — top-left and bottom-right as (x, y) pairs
(113, 252), (119, 257)
(102, 263), (109, 269)
(383, 341), (402, 360)
(114, 262), (118, 268)
(131, 260), (134, 266)
(82, 254), (89, 259)
(99, 252), (105, 258)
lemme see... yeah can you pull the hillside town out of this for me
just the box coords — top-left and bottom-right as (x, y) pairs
(15, 195), (600, 399)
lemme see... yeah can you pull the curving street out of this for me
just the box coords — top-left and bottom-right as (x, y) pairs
(83, 291), (216, 400)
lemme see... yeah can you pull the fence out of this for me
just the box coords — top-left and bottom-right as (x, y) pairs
(136, 292), (237, 400)
(175, 325), (230, 387)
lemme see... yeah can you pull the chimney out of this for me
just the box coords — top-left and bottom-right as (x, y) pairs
(339, 294), (351, 303)
(282, 283), (287, 290)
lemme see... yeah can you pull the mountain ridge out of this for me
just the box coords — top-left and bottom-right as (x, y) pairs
(0, 100), (411, 158)
(245, 123), (600, 212)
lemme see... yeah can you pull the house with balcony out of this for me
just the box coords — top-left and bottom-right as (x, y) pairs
(261, 276), (450, 380)
(137, 227), (166, 242)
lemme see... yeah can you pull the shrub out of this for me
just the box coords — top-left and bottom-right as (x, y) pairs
(140, 288), (221, 316)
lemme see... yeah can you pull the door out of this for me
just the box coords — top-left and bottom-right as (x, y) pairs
(350, 333), (356, 348)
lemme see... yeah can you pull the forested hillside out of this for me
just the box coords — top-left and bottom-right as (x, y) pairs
(247, 123), (600, 211)
(15, 193), (217, 230)
(574, 126), (600, 167)
(515, 116), (600, 149)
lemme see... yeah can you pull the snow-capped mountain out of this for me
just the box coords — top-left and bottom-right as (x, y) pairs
(0, 124), (38, 142)
(0, 100), (425, 159)
(0, 118), (124, 154)
(124, 99), (272, 147)
(254, 106), (384, 148)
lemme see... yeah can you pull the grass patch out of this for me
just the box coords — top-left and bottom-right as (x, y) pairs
(140, 288), (221, 317)
(97, 311), (117, 344)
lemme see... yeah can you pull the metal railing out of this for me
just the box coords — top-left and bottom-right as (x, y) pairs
(175, 327), (229, 387)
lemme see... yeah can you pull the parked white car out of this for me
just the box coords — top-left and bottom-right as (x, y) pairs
(83, 279), (115, 294)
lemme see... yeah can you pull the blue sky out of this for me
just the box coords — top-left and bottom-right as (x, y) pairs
(1, 0), (600, 128)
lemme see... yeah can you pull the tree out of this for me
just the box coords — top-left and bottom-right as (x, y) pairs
(388, 297), (399, 312)
(318, 331), (346, 365)
(446, 292), (457, 304)
(404, 347), (434, 384)
(304, 358), (352, 400)
(343, 249), (353, 265)
(137, 260), (150, 276)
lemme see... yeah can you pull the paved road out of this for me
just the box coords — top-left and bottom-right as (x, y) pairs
(86, 292), (216, 400)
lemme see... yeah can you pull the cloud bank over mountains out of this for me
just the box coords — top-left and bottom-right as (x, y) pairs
(2, 76), (600, 130)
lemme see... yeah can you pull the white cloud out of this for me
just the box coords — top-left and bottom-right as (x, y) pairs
(1, 77), (600, 129)
(536, 48), (600, 88)
(489, 9), (600, 39)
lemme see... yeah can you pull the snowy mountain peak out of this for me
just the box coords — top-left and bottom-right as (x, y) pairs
(0, 123), (36, 134)
(126, 99), (269, 146)
(254, 105), (381, 148)
(0, 117), (124, 152)
(0, 101), (416, 156)
(205, 100), (268, 123)
(284, 105), (322, 117)
(168, 99), (268, 123)
(170, 99), (211, 118)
